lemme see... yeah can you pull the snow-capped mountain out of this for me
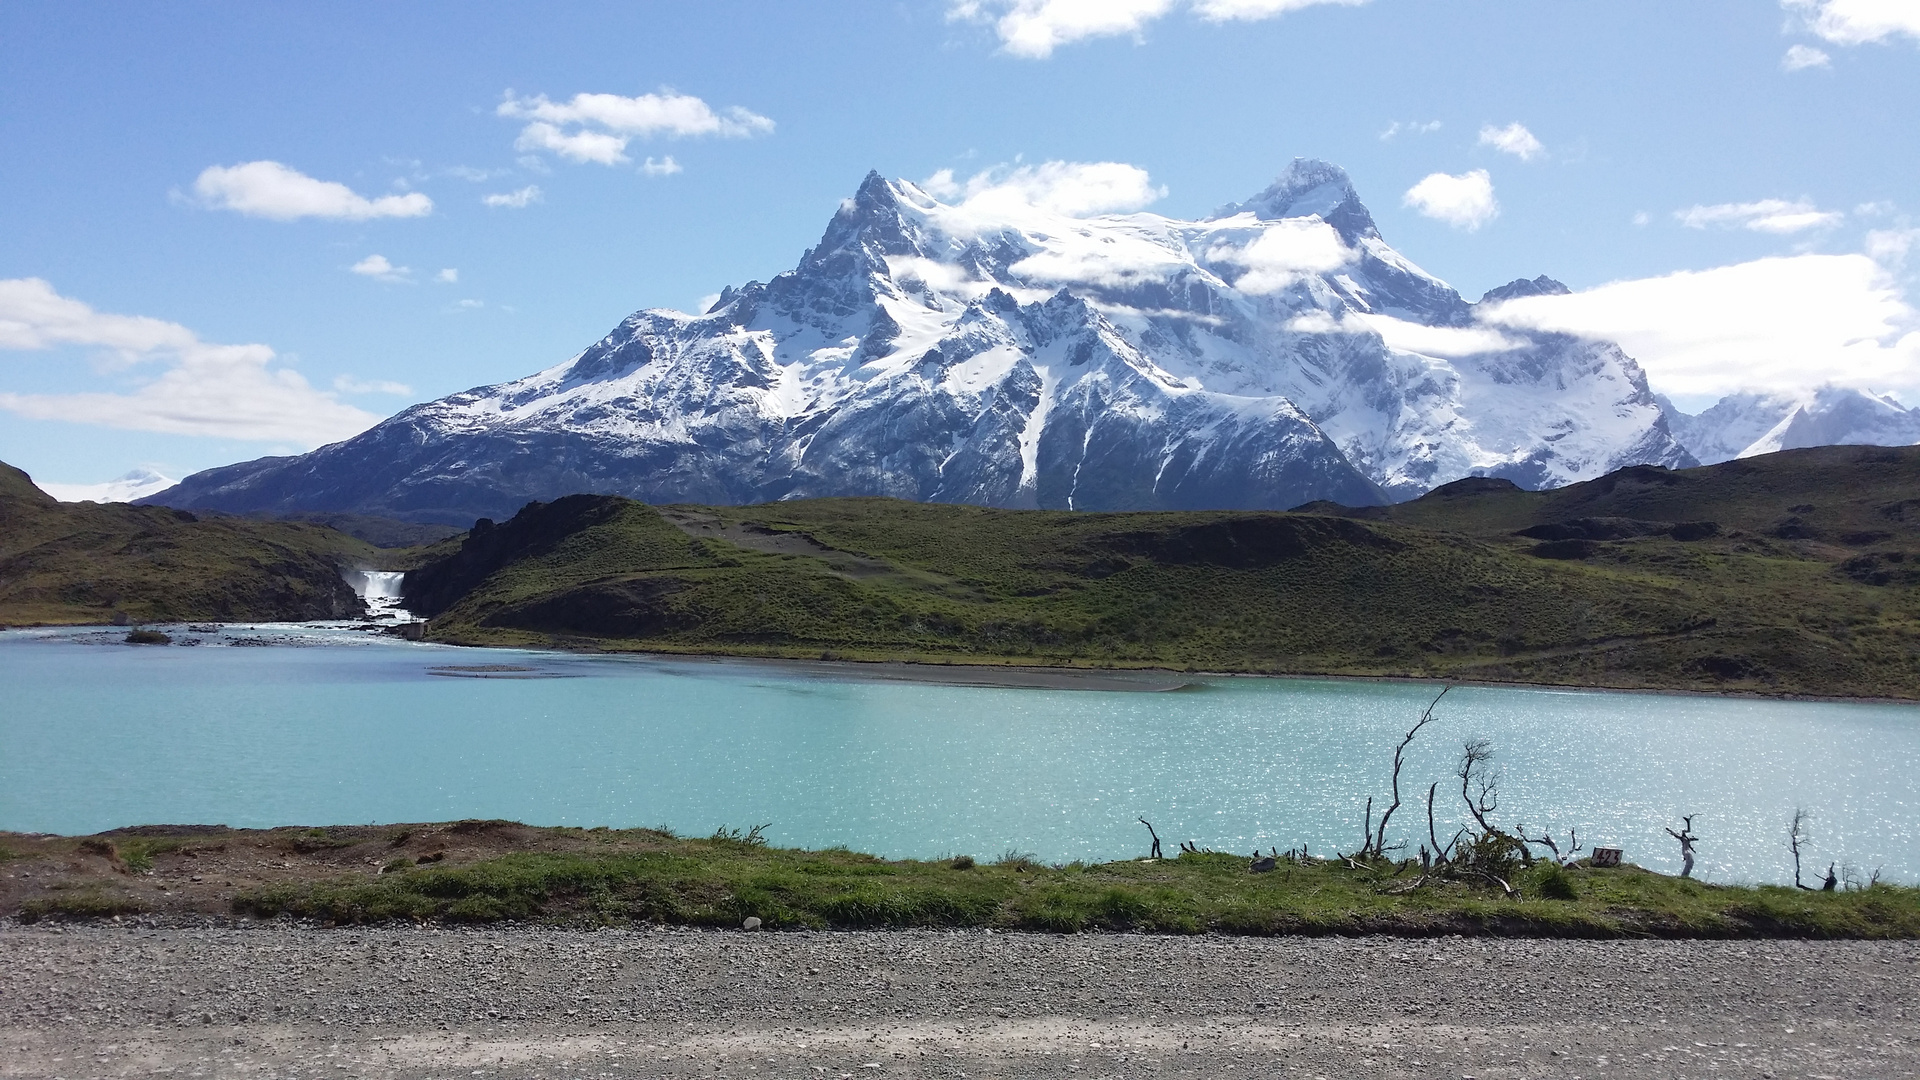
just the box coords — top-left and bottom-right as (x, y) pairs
(39, 467), (176, 505)
(1661, 386), (1920, 465)
(145, 160), (1692, 525)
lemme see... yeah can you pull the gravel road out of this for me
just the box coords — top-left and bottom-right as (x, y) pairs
(2, 922), (1915, 1079)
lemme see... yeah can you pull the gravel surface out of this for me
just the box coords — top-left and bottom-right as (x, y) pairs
(2, 922), (1916, 1079)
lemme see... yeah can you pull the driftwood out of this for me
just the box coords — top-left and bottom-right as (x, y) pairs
(1665, 814), (1700, 879)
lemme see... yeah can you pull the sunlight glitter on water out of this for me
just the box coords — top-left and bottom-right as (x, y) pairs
(2, 627), (1916, 885)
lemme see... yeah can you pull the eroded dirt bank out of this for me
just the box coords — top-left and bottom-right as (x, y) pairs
(3, 923), (1915, 1079)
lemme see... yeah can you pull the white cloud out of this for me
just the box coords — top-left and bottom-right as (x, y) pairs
(1207, 218), (1354, 293)
(1480, 254), (1920, 395)
(1285, 310), (1523, 357)
(1477, 122), (1544, 161)
(1675, 198), (1843, 233)
(483, 185), (542, 208)
(1379, 120), (1441, 141)
(948, 0), (1364, 58)
(1633, 211), (1651, 226)
(950, 0), (1175, 58)
(1782, 43), (1833, 69)
(454, 299), (484, 310)
(1192, 0), (1366, 17)
(1358, 314), (1524, 357)
(498, 89), (773, 167)
(192, 161), (432, 221)
(514, 121), (632, 165)
(0, 277), (201, 357)
(1783, 0), (1920, 45)
(499, 90), (774, 138)
(0, 278), (381, 445)
(1402, 169), (1498, 230)
(436, 268), (458, 284)
(641, 156), (683, 177)
(1008, 238), (1188, 290)
(332, 375), (413, 396)
(349, 254), (411, 282)
(928, 161), (1166, 219)
(1867, 227), (1920, 267)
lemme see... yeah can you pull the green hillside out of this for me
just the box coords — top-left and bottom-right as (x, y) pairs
(406, 445), (1920, 698)
(0, 461), (382, 625)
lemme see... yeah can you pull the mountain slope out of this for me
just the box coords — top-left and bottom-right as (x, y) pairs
(0, 460), (376, 625)
(146, 160), (1692, 525)
(398, 446), (1920, 698)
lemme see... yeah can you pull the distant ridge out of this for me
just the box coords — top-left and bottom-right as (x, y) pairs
(391, 444), (1920, 699)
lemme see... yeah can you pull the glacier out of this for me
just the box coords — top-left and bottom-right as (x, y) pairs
(144, 159), (1695, 526)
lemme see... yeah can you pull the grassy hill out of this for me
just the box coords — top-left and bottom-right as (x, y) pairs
(0, 461), (383, 625)
(404, 445), (1920, 698)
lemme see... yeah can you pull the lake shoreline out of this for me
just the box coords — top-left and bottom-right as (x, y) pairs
(384, 629), (1920, 704)
(18, 617), (1920, 703)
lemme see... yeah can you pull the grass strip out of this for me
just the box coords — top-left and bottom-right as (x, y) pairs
(231, 835), (1920, 939)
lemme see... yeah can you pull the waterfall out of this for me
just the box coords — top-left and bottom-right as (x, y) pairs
(343, 570), (414, 622)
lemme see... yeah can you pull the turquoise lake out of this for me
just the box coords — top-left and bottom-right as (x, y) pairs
(3, 625), (1916, 885)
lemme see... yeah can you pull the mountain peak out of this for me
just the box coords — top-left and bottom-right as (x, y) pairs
(853, 169), (895, 204)
(1214, 158), (1378, 242)
(1478, 276), (1570, 305)
(801, 169), (926, 274)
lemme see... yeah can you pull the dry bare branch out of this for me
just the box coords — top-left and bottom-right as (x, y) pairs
(1789, 808), (1814, 890)
(1517, 823), (1584, 867)
(1370, 685), (1451, 856)
(1457, 739), (1500, 835)
(1138, 817), (1162, 860)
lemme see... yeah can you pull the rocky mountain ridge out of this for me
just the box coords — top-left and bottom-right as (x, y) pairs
(147, 159), (1694, 525)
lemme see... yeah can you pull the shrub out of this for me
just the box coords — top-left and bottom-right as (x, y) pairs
(709, 824), (770, 849)
(20, 889), (146, 923)
(995, 850), (1040, 871)
(1529, 861), (1579, 901)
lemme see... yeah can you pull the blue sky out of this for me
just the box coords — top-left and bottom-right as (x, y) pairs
(2, 0), (1917, 493)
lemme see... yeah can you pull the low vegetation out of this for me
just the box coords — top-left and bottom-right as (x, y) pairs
(228, 833), (1920, 938)
(18, 888), (149, 923)
(7, 819), (1908, 937)
(405, 446), (1920, 698)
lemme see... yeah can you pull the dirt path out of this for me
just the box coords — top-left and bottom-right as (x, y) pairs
(3, 922), (1915, 1078)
